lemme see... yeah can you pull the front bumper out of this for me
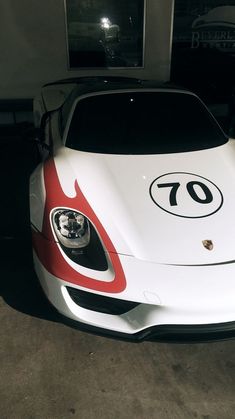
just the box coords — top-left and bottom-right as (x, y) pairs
(33, 250), (235, 341)
(61, 316), (235, 342)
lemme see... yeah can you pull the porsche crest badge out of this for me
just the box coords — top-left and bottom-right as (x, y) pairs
(202, 240), (213, 251)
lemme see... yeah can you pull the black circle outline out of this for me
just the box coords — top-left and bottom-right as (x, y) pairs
(149, 172), (224, 219)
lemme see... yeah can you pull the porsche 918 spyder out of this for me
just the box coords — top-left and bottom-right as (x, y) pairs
(30, 76), (235, 341)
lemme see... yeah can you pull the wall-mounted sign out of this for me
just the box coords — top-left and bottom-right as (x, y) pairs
(65, 0), (145, 68)
(171, 1), (235, 102)
(191, 6), (235, 51)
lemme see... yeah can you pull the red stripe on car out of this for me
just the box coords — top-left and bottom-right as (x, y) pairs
(32, 158), (126, 293)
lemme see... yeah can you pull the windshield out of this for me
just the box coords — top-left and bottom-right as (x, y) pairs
(65, 91), (227, 154)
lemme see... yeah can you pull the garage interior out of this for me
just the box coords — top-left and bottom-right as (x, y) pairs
(1, 1), (235, 418)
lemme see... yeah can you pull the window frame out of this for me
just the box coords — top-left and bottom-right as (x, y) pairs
(64, 0), (146, 69)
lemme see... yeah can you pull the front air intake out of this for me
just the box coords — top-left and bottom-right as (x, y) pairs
(66, 286), (140, 315)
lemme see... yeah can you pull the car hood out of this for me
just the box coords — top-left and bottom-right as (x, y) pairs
(55, 140), (235, 265)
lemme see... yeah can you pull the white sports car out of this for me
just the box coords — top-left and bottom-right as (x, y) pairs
(30, 76), (235, 341)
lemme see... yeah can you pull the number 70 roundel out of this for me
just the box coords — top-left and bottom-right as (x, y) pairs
(149, 172), (223, 219)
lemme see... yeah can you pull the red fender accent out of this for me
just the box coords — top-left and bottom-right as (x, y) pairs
(32, 158), (126, 293)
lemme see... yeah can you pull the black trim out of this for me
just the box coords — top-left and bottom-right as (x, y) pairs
(66, 286), (140, 315)
(59, 222), (108, 271)
(59, 315), (235, 343)
(44, 76), (142, 87)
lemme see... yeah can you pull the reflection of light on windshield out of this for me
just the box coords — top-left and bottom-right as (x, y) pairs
(130, 98), (134, 102)
(101, 17), (111, 29)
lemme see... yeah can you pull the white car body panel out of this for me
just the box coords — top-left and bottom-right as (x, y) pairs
(53, 140), (235, 265)
(30, 79), (235, 339)
(33, 251), (235, 334)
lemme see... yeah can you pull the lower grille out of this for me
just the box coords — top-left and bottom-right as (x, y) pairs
(66, 286), (140, 315)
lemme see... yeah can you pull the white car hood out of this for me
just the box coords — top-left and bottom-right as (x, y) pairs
(55, 140), (235, 265)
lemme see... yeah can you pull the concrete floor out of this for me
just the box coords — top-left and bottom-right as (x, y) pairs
(1, 131), (235, 419)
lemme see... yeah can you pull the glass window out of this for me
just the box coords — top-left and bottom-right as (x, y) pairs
(171, 1), (235, 103)
(65, 91), (227, 154)
(65, 0), (145, 68)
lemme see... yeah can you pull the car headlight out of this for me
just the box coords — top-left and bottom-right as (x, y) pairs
(51, 208), (108, 271)
(53, 209), (90, 249)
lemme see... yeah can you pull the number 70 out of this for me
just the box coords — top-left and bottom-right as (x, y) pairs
(157, 181), (213, 206)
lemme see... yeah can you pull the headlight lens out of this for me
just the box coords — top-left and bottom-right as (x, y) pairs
(51, 208), (108, 271)
(53, 209), (90, 249)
